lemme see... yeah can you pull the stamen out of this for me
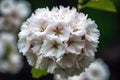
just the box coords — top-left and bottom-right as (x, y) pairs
(40, 26), (46, 32)
(53, 27), (62, 36)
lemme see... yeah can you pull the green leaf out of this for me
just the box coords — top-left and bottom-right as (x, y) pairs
(83, 0), (117, 12)
(31, 67), (48, 79)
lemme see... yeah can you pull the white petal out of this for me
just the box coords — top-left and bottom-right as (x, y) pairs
(57, 53), (77, 68)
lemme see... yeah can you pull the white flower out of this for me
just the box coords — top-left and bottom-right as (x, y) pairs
(45, 22), (70, 41)
(85, 19), (100, 42)
(16, 0), (31, 18)
(0, 17), (12, 30)
(0, 61), (10, 73)
(55, 74), (67, 80)
(83, 40), (98, 56)
(0, 32), (15, 43)
(85, 59), (110, 80)
(56, 53), (77, 68)
(0, 0), (14, 15)
(65, 35), (85, 54)
(54, 53), (94, 78)
(69, 72), (88, 80)
(69, 13), (87, 37)
(76, 53), (94, 70)
(18, 6), (100, 78)
(54, 59), (110, 80)
(25, 50), (37, 66)
(40, 38), (65, 58)
(18, 29), (33, 55)
(0, 32), (23, 74)
(8, 52), (23, 74)
(7, 16), (22, 27)
(36, 56), (56, 73)
(0, 0), (31, 31)
(0, 0), (31, 18)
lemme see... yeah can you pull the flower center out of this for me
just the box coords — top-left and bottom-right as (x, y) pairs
(38, 40), (43, 45)
(81, 35), (85, 40)
(92, 70), (100, 77)
(52, 41), (60, 49)
(67, 39), (75, 46)
(40, 26), (46, 32)
(73, 28), (78, 32)
(53, 27), (62, 36)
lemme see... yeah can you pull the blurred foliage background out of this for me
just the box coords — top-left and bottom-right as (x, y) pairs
(0, 0), (120, 80)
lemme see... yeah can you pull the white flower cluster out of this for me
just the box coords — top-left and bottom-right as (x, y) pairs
(0, 33), (23, 74)
(0, 0), (31, 31)
(55, 59), (110, 80)
(18, 6), (100, 78)
(0, 0), (31, 74)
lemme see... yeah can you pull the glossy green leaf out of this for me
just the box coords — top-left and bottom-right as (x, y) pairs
(83, 0), (117, 12)
(31, 67), (48, 79)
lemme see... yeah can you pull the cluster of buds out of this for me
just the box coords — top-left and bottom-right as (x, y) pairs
(0, 33), (22, 74)
(0, 0), (31, 74)
(18, 6), (100, 78)
(0, 0), (31, 32)
(55, 59), (110, 80)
